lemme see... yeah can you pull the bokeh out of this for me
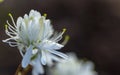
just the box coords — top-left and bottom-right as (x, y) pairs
(0, 0), (120, 75)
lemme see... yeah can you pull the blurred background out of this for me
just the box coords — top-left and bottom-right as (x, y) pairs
(0, 0), (120, 75)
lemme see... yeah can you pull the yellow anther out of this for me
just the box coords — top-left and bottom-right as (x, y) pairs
(62, 35), (70, 45)
(63, 28), (66, 33)
(65, 35), (70, 41)
(5, 25), (8, 30)
(8, 13), (12, 17)
(43, 13), (47, 17)
(8, 13), (16, 27)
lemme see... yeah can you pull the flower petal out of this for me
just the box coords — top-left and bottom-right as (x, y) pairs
(41, 50), (47, 65)
(31, 55), (44, 75)
(43, 20), (53, 39)
(42, 40), (64, 50)
(22, 45), (33, 68)
(16, 17), (23, 30)
(29, 10), (41, 19)
(48, 50), (68, 60)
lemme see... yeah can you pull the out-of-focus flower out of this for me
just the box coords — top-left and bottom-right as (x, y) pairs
(3, 10), (69, 75)
(0, 0), (4, 3)
(48, 52), (97, 75)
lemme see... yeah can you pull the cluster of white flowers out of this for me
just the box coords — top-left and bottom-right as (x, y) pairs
(48, 52), (97, 75)
(3, 10), (69, 75)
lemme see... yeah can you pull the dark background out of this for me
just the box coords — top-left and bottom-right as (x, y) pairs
(0, 0), (120, 75)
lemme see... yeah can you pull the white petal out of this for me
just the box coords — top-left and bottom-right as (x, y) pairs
(27, 20), (40, 42)
(43, 20), (53, 39)
(24, 14), (29, 20)
(29, 10), (41, 19)
(45, 53), (53, 67)
(32, 62), (44, 75)
(48, 50), (68, 60)
(51, 29), (66, 42)
(51, 54), (64, 62)
(42, 40), (64, 50)
(46, 53), (62, 67)
(16, 17), (23, 29)
(17, 44), (25, 57)
(84, 61), (94, 70)
(41, 50), (47, 65)
(31, 55), (44, 75)
(22, 45), (33, 68)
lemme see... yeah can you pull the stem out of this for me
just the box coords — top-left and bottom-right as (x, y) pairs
(15, 64), (22, 75)
(15, 64), (32, 75)
(22, 65), (32, 75)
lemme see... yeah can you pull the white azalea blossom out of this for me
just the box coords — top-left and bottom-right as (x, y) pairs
(48, 52), (97, 75)
(3, 10), (69, 75)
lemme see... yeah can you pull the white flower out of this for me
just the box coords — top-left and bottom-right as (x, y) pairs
(48, 52), (97, 75)
(3, 10), (69, 75)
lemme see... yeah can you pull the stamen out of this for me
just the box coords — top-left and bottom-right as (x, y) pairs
(8, 13), (16, 28)
(5, 24), (8, 30)
(7, 20), (16, 30)
(63, 28), (66, 33)
(6, 21), (17, 36)
(6, 31), (16, 36)
(8, 27), (16, 34)
(5, 30), (16, 38)
(8, 42), (18, 47)
(62, 35), (70, 45)
(53, 28), (66, 42)
(19, 49), (24, 57)
(43, 13), (47, 17)
(3, 40), (18, 47)
(2, 38), (13, 42)
(4, 25), (14, 37)
(39, 17), (45, 40)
